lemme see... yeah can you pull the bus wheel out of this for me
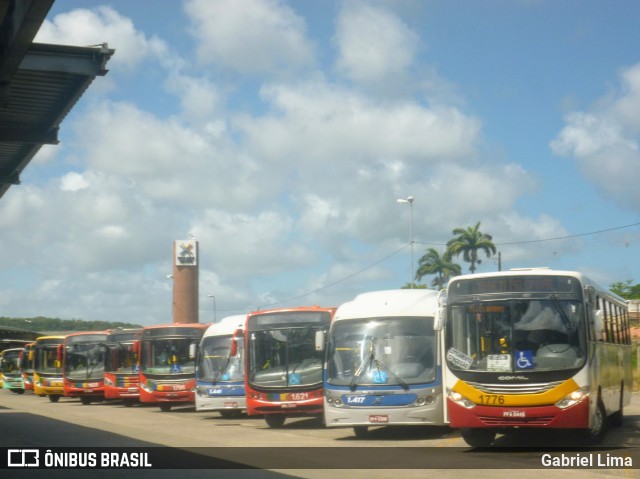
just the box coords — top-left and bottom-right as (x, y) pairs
(122, 399), (136, 408)
(264, 414), (286, 428)
(159, 404), (172, 412)
(583, 401), (607, 445)
(11, 389), (25, 394)
(461, 428), (496, 447)
(49, 395), (60, 403)
(353, 426), (368, 438)
(81, 396), (92, 405)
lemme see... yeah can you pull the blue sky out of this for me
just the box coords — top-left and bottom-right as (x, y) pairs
(1, 0), (639, 325)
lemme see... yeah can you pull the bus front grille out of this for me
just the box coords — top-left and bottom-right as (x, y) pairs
(466, 380), (564, 395)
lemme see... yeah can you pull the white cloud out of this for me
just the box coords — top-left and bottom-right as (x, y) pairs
(551, 63), (640, 211)
(35, 6), (172, 72)
(185, 0), (315, 76)
(60, 172), (90, 192)
(334, 3), (419, 92)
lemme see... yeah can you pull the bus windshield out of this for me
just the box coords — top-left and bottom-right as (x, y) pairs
(248, 325), (324, 388)
(105, 342), (138, 374)
(141, 338), (197, 375)
(64, 342), (106, 380)
(1, 350), (21, 374)
(35, 345), (62, 374)
(446, 298), (587, 373)
(326, 317), (436, 387)
(197, 335), (244, 383)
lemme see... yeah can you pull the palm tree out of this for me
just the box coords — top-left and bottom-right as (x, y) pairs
(415, 248), (462, 289)
(446, 222), (497, 274)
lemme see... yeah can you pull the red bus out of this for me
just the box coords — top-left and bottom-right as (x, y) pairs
(240, 306), (335, 428)
(104, 328), (142, 406)
(136, 323), (208, 411)
(58, 331), (109, 404)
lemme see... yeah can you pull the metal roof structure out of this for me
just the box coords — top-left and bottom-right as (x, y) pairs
(0, 0), (114, 199)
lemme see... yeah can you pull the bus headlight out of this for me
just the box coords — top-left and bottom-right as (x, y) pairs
(104, 378), (113, 387)
(140, 383), (153, 393)
(448, 390), (475, 409)
(555, 387), (589, 409)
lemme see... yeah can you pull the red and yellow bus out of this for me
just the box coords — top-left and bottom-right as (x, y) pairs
(443, 268), (632, 446)
(59, 331), (109, 405)
(241, 306), (335, 428)
(136, 323), (208, 411)
(33, 335), (65, 401)
(104, 328), (142, 406)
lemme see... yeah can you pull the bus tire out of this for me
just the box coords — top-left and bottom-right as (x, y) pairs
(159, 404), (172, 412)
(49, 395), (60, 403)
(461, 428), (496, 447)
(264, 414), (286, 428)
(353, 426), (368, 438)
(81, 396), (92, 405)
(122, 399), (136, 407)
(583, 400), (607, 445)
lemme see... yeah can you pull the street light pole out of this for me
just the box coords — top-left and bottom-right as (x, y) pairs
(396, 195), (414, 288)
(208, 294), (216, 322)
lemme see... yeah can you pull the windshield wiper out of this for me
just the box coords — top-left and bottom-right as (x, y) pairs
(549, 295), (575, 333)
(349, 338), (409, 391)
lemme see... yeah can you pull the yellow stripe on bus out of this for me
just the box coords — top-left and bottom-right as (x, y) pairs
(452, 378), (579, 406)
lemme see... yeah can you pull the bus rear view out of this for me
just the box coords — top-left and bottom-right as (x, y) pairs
(244, 306), (334, 428)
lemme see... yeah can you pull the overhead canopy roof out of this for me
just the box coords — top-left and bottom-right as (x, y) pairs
(0, 0), (114, 199)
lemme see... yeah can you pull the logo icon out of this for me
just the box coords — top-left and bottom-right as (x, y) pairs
(8, 449), (39, 467)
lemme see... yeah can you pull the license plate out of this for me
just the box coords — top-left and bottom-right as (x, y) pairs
(281, 403), (296, 409)
(224, 402), (238, 408)
(88, 382), (99, 388)
(369, 415), (389, 423)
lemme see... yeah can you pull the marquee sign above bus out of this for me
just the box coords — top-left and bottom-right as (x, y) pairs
(175, 240), (197, 267)
(450, 275), (577, 296)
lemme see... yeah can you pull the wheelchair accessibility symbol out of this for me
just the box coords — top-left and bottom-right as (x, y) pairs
(515, 350), (534, 369)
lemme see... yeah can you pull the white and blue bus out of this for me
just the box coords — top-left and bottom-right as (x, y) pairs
(323, 289), (447, 437)
(195, 315), (246, 418)
(444, 268), (633, 446)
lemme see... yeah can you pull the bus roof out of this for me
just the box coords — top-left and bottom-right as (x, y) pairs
(202, 315), (246, 338)
(247, 305), (336, 317)
(333, 289), (440, 322)
(447, 269), (627, 304)
(141, 323), (210, 331)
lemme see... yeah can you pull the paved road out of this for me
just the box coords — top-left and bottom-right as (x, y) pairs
(0, 389), (638, 479)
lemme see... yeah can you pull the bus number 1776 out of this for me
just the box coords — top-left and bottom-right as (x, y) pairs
(478, 394), (505, 405)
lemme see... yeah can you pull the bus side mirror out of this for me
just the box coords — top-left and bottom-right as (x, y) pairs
(230, 329), (243, 357)
(315, 330), (325, 352)
(57, 344), (64, 362)
(132, 340), (140, 355)
(17, 351), (23, 368)
(189, 343), (197, 360)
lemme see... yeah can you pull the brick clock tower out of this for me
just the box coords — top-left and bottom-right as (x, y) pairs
(171, 239), (199, 323)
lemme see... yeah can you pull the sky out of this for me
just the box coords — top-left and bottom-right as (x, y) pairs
(1, 0), (639, 326)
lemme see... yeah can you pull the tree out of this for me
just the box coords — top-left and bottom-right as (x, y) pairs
(415, 248), (461, 289)
(446, 221), (497, 274)
(610, 280), (640, 300)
